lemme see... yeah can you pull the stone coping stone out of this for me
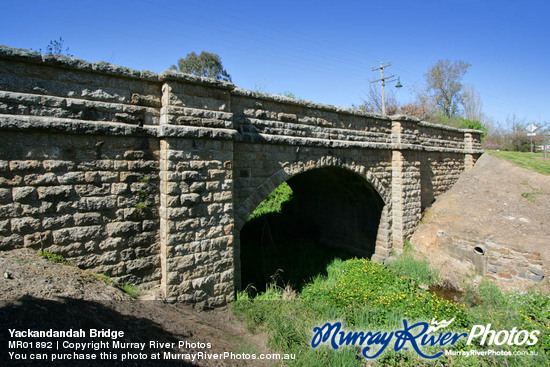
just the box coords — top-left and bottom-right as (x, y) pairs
(0, 114), (157, 137)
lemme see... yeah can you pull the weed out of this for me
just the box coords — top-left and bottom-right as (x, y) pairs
(121, 283), (140, 297)
(477, 279), (507, 308)
(92, 272), (114, 286)
(522, 191), (536, 202)
(37, 250), (70, 265)
(386, 240), (439, 286)
(138, 176), (151, 183)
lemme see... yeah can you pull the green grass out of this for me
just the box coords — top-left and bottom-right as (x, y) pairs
(37, 250), (70, 264)
(233, 258), (549, 366)
(248, 182), (293, 221)
(121, 283), (141, 297)
(488, 150), (550, 175)
(240, 238), (353, 293)
(386, 240), (439, 286)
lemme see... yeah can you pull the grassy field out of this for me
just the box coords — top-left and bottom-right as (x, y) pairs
(487, 150), (550, 175)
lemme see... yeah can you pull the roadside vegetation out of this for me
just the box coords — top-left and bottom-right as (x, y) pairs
(487, 151), (550, 175)
(234, 183), (549, 366)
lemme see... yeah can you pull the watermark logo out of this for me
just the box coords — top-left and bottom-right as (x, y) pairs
(466, 324), (539, 346)
(311, 319), (539, 359)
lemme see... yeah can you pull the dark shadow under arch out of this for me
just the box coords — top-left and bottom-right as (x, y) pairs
(239, 167), (385, 292)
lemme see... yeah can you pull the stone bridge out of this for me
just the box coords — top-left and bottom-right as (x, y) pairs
(0, 45), (483, 306)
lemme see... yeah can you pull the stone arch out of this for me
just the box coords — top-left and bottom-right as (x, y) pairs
(234, 157), (392, 290)
(235, 156), (390, 231)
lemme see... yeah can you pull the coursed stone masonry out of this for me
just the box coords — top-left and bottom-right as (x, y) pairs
(0, 45), (483, 305)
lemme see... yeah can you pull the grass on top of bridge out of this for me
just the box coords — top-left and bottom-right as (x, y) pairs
(487, 150), (550, 175)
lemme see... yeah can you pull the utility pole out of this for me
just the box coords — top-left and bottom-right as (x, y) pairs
(371, 62), (401, 115)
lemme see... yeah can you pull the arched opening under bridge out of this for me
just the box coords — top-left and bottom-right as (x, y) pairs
(239, 167), (385, 292)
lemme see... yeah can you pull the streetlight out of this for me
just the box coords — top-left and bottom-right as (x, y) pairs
(371, 62), (403, 115)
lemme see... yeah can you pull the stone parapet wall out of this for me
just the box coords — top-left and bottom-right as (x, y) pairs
(0, 47), (161, 127)
(0, 44), (485, 304)
(232, 89), (393, 147)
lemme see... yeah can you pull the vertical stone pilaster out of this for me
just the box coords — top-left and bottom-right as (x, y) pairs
(158, 74), (236, 306)
(464, 131), (475, 169)
(391, 120), (404, 250)
(390, 119), (422, 251)
(391, 150), (405, 250)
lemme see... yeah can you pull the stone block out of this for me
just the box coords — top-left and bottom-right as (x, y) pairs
(85, 196), (117, 210)
(180, 193), (200, 204)
(527, 268), (545, 277)
(42, 214), (74, 229)
(24, 173), (57, 185)
(20, 202), (52, 216)
(10, 217), (41, 233)
(52, 225), (103, 245)
(43, 160), (75, 171)
(106, 221), (140, 236)
(98, 237), (124, 250)
(74, 212), (102, 226)
(142, 220), (157, 231)
(0, 233), (24, 249)
(12, 186), (37, 202)
(9, 160), (42, 171)
(37, 185), (73, 200)
(57, 172), (85, 184)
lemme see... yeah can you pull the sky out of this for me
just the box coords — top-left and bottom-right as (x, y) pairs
(1, 0), (549, 127)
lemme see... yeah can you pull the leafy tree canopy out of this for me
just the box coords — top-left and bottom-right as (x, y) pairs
(173, 51), (231, 82)
(424, 59), (470, 118)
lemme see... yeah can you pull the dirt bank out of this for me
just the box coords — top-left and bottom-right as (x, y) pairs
(0, 248), (271, 366)
(411, 153), (550, 292)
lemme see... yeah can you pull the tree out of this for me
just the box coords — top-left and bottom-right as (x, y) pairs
(424, 59), (470, 118)
(356, 82), (400, 115)
(172, 51), (231, 81)
(399, 103), (435, 122)
(462, 84), (484, 123)
(37, 37), (73, 57)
